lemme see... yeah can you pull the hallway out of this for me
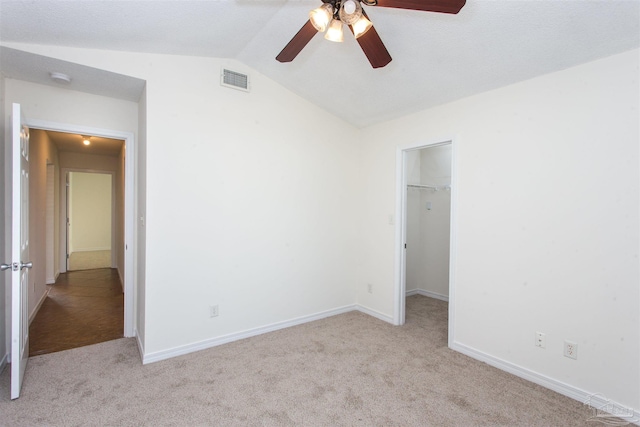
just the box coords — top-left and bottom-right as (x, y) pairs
(29, 269), (124, 356)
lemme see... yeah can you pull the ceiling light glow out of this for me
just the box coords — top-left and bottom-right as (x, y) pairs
(324, 19), (344, 42)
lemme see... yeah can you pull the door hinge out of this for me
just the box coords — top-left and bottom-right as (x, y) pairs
(404, 243), (407, 249)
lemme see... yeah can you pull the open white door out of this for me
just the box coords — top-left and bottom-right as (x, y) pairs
(9, 103), (31, 399)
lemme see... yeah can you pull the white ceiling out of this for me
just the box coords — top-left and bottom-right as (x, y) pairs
(0, 0), (638, 128)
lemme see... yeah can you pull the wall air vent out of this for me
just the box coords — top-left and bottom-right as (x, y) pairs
(221, 68), (250, 92)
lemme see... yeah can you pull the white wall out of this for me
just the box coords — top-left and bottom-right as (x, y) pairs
(135, 54), (360, 357)
(136, 85), (147, 353)
(116, 144), (125, 285)
(45, 163), (58, 284)
(68, 172), (112, 253)
(59, 151), (121, 172)
(405, 150), (421, 293)
(0, 73), (7, 369)
(27, 129), (59, 319)
(358, 50), (639, 409)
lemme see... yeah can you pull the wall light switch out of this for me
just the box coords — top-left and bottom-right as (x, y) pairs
(426, 201), (433, 210)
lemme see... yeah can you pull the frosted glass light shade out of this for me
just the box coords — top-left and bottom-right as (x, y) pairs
(343, 0), (357, 14)
(352, 15), (373, 38)
(309, 4), (333, 32)
(325, 19), (344, 42)
(339, 0), (363, 25)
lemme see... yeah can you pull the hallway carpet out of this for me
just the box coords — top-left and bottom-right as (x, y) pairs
(1, 296), (604, 426)
(29, 268), (124, 356)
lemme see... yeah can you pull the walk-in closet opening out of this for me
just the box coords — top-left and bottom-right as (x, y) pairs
(398, 142), (453, 337)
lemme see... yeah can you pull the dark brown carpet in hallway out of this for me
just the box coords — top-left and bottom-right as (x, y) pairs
(29, 268), (124, 356)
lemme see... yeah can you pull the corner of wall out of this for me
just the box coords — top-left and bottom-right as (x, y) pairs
(134, 83), (147, 352)
(0, 72), (7, 364)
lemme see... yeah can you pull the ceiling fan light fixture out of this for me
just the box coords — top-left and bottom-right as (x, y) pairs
(339, 0), (363, 25)
(352, 15), (373, 38)
(343, 0), (357, 14)
(309, 3), (333, 32)
(324, 19), (344, 42)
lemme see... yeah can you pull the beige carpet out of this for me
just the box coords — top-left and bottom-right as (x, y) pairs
(0, 296), (597, 426)
(68, 250), (111, 271)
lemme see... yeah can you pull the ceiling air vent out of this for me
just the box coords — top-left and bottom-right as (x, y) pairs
(221, 68), (250, 92)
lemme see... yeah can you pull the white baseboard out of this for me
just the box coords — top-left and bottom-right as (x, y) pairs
(355, 304), (394, 324)
(406, 288), (449, 302)
(135, 330), (145, 364)
(451, 342), (640, 426)
(0, 352), (7, 374)
(71, 247), (111, 253)
(142, 304), (359, 365)
(29, 286), (51, 325)
(46, 271), (59, 285)
(118, 268), (124, 293)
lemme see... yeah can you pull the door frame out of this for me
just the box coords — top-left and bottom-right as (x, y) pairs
(63, 169), (117, 272)
(394, 137), (458, 346)
(25, 118), (135, 337)
(45, 163), (56, 284)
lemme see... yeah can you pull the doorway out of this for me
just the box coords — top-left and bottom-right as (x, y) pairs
(395, 139), (456, 345)
(26, 120), (135, 338)
(66, 171), (114, 272)
(27, 127), (131, 355)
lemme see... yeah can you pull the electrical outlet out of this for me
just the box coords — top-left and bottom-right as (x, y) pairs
(367, 283), (373, 294)
(535, 332), (546, 348)
(564, 341), (577, 359)
(209, 305), (219, 318)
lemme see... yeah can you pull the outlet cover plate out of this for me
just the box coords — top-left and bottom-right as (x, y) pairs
(564, 340), (577, 359)
(535, 332), (546, 348)
(210, 305), (219, 318)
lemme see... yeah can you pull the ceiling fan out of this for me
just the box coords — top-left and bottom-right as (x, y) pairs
(276, 0), (466, 69)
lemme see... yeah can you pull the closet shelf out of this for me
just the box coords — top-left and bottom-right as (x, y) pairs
(407, 183), (451, 191)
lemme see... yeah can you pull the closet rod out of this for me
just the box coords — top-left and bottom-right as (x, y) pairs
(407, 184), (451, 191)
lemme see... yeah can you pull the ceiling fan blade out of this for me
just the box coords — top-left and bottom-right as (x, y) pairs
(350, 11), (392, 69)
(373, 0), (466, 14)
(276, 20), (318, 63)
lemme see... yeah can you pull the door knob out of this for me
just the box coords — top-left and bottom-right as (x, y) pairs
(1, 263), (12, 271)
(19, 261), (33, 270)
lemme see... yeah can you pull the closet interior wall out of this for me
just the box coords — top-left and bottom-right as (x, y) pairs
(405, 144), (452, 301)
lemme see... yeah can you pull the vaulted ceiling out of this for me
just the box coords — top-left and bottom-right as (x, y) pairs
(0, 0), (638, 128)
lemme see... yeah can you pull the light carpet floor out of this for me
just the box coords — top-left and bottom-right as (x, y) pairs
(68, 250), (111, 271)
(1, 296), (598, 426)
